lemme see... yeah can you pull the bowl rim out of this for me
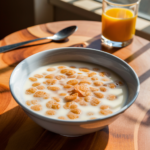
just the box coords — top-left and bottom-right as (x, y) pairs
(9, 47), (140, 124)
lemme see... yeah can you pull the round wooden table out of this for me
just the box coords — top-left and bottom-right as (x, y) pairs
(0, 21), (150, 150)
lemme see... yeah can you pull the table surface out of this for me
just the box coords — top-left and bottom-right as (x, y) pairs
(0, 21), (150, 150)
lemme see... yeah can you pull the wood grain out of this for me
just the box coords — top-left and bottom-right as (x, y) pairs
(0, 21), (150, 150)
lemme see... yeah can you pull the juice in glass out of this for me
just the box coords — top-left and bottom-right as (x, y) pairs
(102, 8), (137, 42)
(101, 0), (140, 47)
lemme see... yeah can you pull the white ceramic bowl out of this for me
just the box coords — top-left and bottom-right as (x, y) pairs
(9, 47), (140, 137)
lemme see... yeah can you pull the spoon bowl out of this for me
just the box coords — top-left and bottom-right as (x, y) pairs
(52, 26), (78, 41)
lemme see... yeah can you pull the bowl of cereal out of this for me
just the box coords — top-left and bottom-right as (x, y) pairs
(9, 47), (140, 137)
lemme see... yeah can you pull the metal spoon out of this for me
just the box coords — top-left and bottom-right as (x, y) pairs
(0, 25), (78, 53)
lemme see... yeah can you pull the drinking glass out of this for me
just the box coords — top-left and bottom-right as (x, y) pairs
(101, 0), (141, 47)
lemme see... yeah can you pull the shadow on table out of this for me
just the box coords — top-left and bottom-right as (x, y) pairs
(31, 127), (109, 150)
(86, 34), (121, 53)
(70, 34), (123, 53)
(73, 34), (150, 59)
(0, 105), (109, 150)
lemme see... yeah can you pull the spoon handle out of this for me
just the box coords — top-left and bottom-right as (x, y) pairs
(0, 37), (52, 53)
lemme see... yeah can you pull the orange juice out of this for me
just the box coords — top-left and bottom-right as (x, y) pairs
(102, 8), (137, 42)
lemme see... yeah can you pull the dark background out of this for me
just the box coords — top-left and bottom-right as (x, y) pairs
(0, 0), (34, 40)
